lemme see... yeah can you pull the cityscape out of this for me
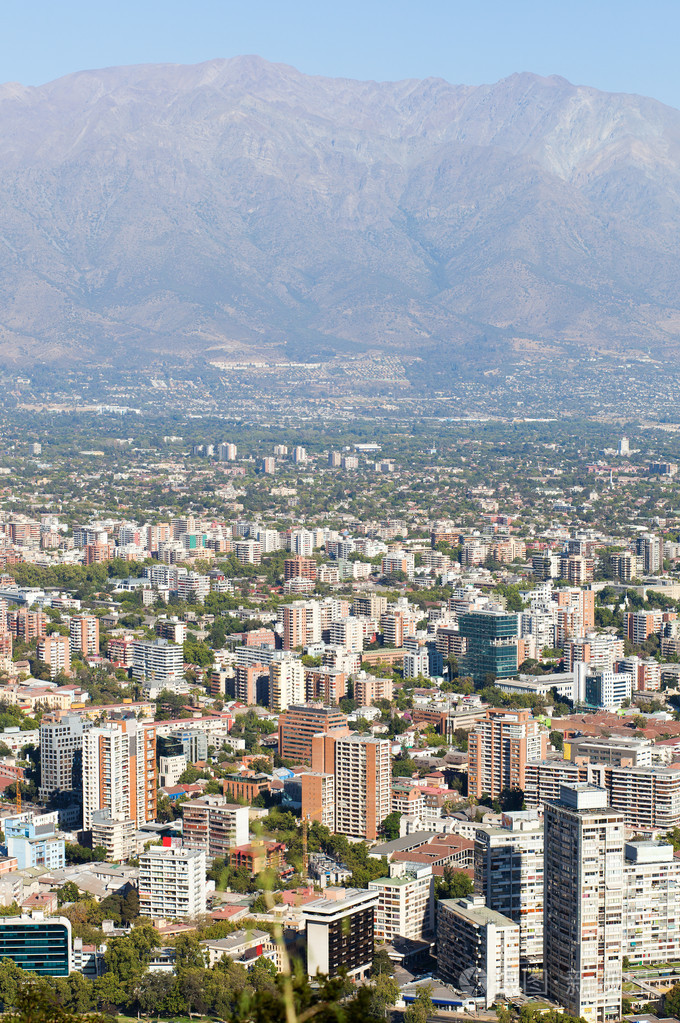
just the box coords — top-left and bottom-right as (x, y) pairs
(3, 3), (680, 1022)
(0, 407), (677, 1022)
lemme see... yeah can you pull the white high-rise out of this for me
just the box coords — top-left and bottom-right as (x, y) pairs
(268, 658), (304, 713)
(139, 846), (206, 919)
(544, 784), (624, 1023)
(83, 724), (130, 831)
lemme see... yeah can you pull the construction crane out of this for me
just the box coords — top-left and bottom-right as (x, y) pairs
(302, 815), (309, 878)
(15, 780), (21, 815)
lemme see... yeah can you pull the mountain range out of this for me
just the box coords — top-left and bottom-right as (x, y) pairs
(2, 56), (680, 373)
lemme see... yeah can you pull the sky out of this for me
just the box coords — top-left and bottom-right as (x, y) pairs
(2, 0), (679, 109)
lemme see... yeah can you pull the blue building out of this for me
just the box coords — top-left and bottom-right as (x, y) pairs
(0, 915), (71, 976)
(4, 812), (65, 870)
(458, 609), (518, 684)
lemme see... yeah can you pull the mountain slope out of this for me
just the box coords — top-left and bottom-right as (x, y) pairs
(1, 57), (680, 369)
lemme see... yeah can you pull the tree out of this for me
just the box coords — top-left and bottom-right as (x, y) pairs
(665, 982), (680, 1018)
(369, 974), (400, 1019)
(370, 947), (395, 978)
(3, 981), (106, 1023)
(174, 933), (208, 970)
(435, 865), (474, 900)
(56, 881), (81, 905)
(499, 787), (525, 812)
(404, 984), (434, 1023)
(249, 955), (278, 993)
(378, 811), (402, 841)
(549, 730), (564, 751)
(135, 973), (176, 1018)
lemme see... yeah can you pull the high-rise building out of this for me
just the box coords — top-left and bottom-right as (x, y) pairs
(69, 615), (100, 657)
(217, 442), (237, 461)
(622, 840), (680, 965)
(8, 609), (46, 642)
(304, 666), (347, 704)
(353, 673), (393, 706)
(334, 734), (391, 841)
(182, 796), (249, 857)
(300, 772), (336, 828)
(458, 610), (518, 683)
(467, 709), (548, 800)
(277, 704), (349, 764)
(281, 601), (321, 650)
(437, 896), (521, 1008)
(544, 784), (624, 1023)
(636, 534), (661, 575)
(131, 638), (184, 687)
(474, 811), (544, 966)
(292, 446), (307, 464)
(36, 635), (70, 678)
(268, 658), (304, 713)
(369, 864), (435, 943)
(139, 846), (206, 920)
(303, 889), (378, 981)
(82, 720), (156, 831)
(39, 712), (85, 802)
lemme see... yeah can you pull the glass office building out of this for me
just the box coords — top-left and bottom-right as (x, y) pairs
(459, 610), (518, 683)
(0, 916), (71, 976)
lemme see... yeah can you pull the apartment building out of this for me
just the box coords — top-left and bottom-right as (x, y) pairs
(304, 666), (347, 704)
(353, 672), (393, 707)
(182, 796), (249, 857)
(36, 635), (70, 679)
(39, 712), (85, 802)
(468, 708), (548, 800)
(139, 846), (206, 920)
(131, 638), (184, 687)
(474, 811), (544, 966)
(544, 785), (624, 1023)
(69, 615), (100, 657)
(622, 840), (680, 965)
(369, 864), (435, 943)
(303, 889), (378, 981)
(82, 719), (156, 831)
(268, 658), (304, 713)
(437, 896), (521, 1008)
(334, 734), (391, 841)
(277, 704), (349, 764)
(281, 601), (322, 649)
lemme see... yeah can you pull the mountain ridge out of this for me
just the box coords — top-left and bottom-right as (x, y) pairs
(1, 56), (680, 374)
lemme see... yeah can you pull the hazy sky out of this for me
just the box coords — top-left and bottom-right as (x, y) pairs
(3, 0), (679, 109)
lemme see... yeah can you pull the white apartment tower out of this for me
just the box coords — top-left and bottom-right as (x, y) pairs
(139, 846), (206, 919)
(269, 658), (304, 713)
(474, 811), (544, 966)
(369, 863), (435, 942)
(544, 784), (624, 1023)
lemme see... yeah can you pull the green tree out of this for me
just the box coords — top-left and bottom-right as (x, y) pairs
(370, 947), (395, 978)
(435, 865), (474, 900)
(550, 730), (564, 751)
(369, 974), (400, 1019)
(56, 881), (81, 906)
(665, 982), (680, 1017)
(378, 811), (401, 841)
